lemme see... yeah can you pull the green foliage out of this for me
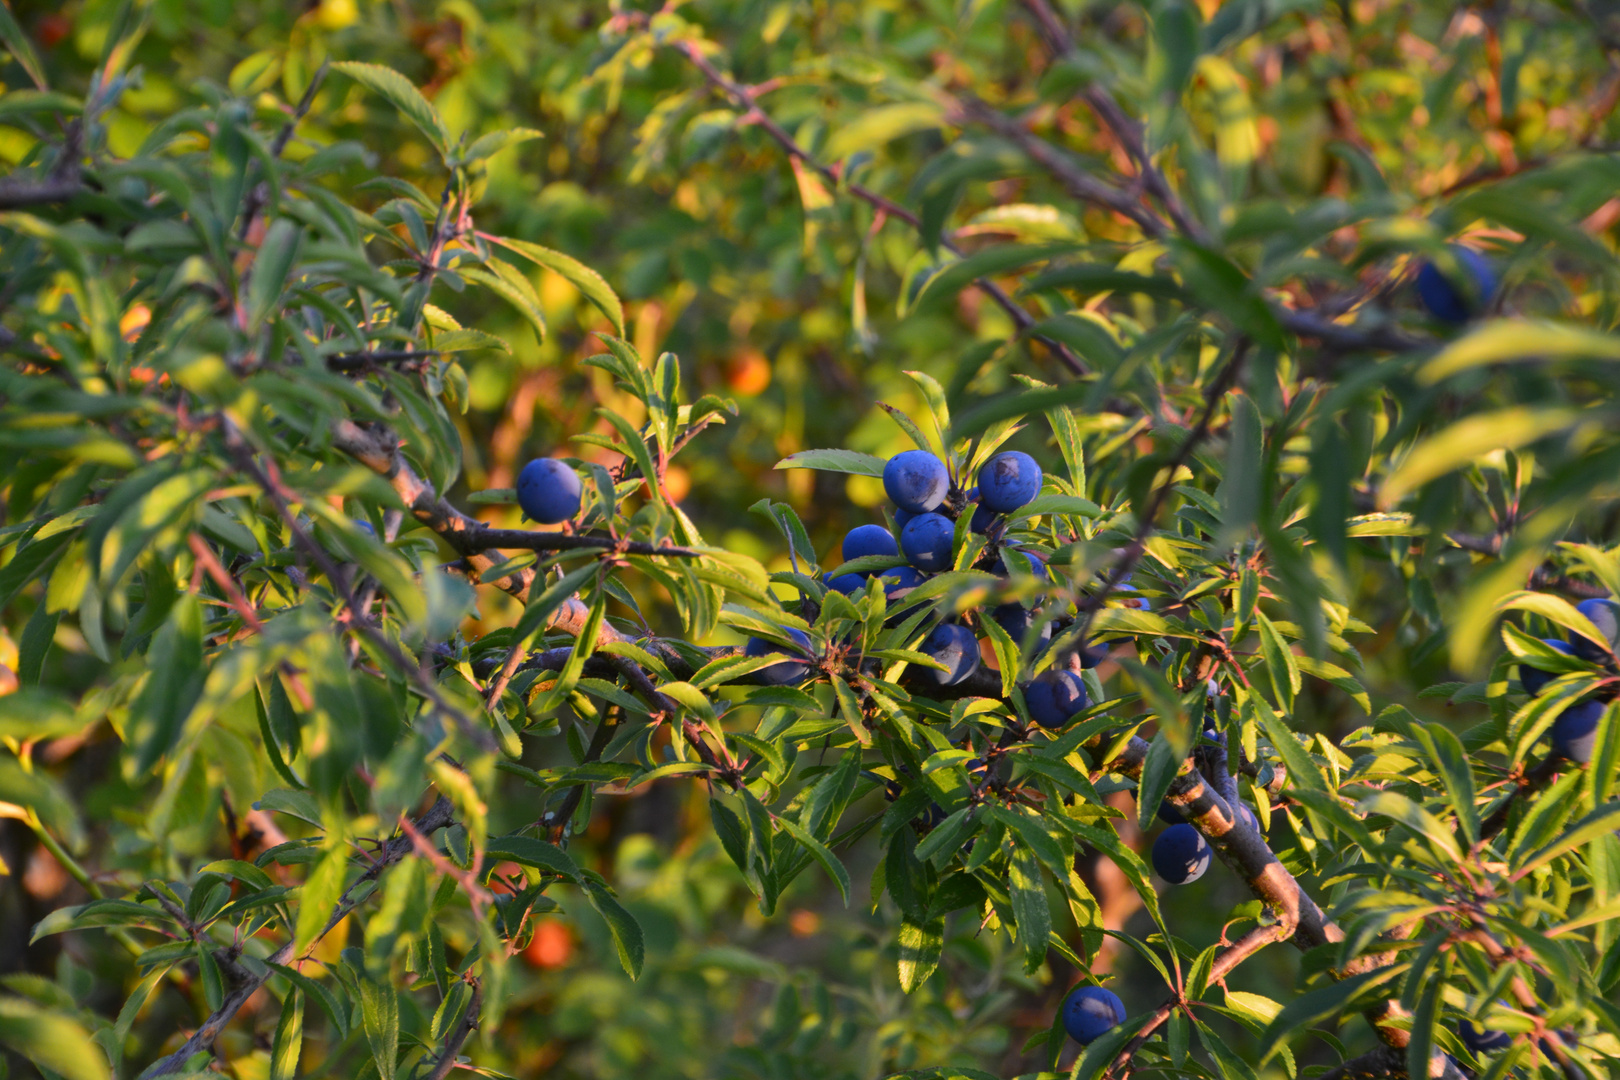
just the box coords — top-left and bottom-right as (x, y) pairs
(3, 2), (1620, 1080)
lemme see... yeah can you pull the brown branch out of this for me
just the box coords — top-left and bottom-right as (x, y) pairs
(424, 980), (481, 1080)
(143, 798), (454, 1077)
(1479, 755), (1566, 841)
(674, 40), (1091, 377)
(224, 418), (498, 752)
(1102, 923), (1290, 1078)
(1070, 341), (1250, 641)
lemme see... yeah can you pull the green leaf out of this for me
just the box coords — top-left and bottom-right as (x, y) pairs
(0, 997), (109, 1080)
(332, 61), (453, 158)
(582, 880), (645, 979)
(913, 243), (1082, 312)
(824, 102), (946, 161)
(775, 448), (889, 477)
(462, 127), (543, 164)
(1513, 801), (1620, 878)
(1135, 729), (1184, 831)
(1008, 842), (1051, 973)
(1381, 407), (1579, 507)
(359, 978), (399, 1080)
(485, 834), (581, 881)
(247, 218), (302, 331)
(1412, 722), (1479, 845)
(270, 990), (304, 1080)
(776, 814), (851, 905)
(897, 917), (945, 993)
(461, 260), (547, 344)
(1421, 319), (1620, 382)
(1255, 963), (1406, 1062)
(293, 846), (347, 956)
(0, 757), (80, 849)
(484, 234), (626, 336)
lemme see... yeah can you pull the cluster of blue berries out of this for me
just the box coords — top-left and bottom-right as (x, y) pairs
(746, 446), (1102, 725)
(1516, 596), (1619, 763)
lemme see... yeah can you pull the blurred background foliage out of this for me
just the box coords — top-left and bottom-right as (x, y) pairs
(5, 1), (1620, 1078)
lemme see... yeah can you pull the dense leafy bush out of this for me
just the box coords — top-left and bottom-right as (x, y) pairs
(3, 3), (1620, 1080)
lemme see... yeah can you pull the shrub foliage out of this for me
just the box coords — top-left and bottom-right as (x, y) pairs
(1, 3), (1620, 1080)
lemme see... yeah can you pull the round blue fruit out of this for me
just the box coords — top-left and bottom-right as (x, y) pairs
(1416, 246), (1496, 324)
(1551, 699), (1604, 764)
(1460, 1019), (1512, 1054)
(842, 523), (898, 564)
(883, 450), (950, 514)
(516, 458), (583, 524)
(901, 512), (955, 573)
(977, 451), (1042, 513)
(917, 623), (980, 687)
(1061, 985), (1125, 1045)
(1151, 823), (1211, 884)
(991, 548), (1049, 581)
(744, 629), (814, 686)
(993, 603), (1051, 647)
(824, 572), (865, 596)
(878, 565), (926, 595)
(1519, 638), (1575, 696)
(1569, 597), (1620, 662)
(1023, 669), (1088, 729)
(970, 502), (997, 534)
(1079, 643), (1111, 668)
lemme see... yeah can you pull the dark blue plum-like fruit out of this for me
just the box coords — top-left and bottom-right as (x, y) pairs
(1079, 643), (1112, 668)
(1569, 597), (1620, 662)
(901, 512), (955, 573)
(1519, 638), (1575, 696)
(744, 629), (814, 686)
(993, 603), (1051, 647)
(883, 450), (950, 514)
(916, 623), (980, 687)
(516, 458), (583, 525)
(843, 524), (898, 564)
(970, 502), (997, 534)
(1460, 1018), (1512, 1054)
(1151, 823), (1211, 884)
(878, 565), (926, 595)
(1023, 669), (1087, 729)
(991, 548), (1049, 580)
(1551, 699), (1604, 764)
(824, 572), (865, 596)
(1061, 985), (1126, 1045)
(1416, 246), (1497, 324)
(977, 451), (1042, 513)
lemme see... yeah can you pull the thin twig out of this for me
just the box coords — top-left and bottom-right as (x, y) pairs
(142, 798), (455, 1077)
(674, 40), (1091, 376)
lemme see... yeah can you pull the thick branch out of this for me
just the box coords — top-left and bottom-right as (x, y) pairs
(143, 798), (454, 1077)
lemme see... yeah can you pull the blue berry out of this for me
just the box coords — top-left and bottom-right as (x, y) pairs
(883, 450), (950, 514)
(744, 629), (814, 686)
(992, 603), (1051, 647)
(842, 524), (898, 564)
(1416, 246), (1496, 324)
(1519, 638), (1574, 696)
(1023, 669), (1087, 729)
(1061, 985), (1125, 1045)
(1569, 598), (1620, 662)
(1460, 1019), (1512, 1054)
(917, 623), (980, 687)
(824, 572), (865, 596)
(977, 451), (1042, 512)
(1151, 823), (1211, 884)
(901, 513), (955, 573)
(1079, 643), (1111, 668)
(1551, 699), (1604, 764)
(516, 458), (583, 525)
(877, 565), (926, 596)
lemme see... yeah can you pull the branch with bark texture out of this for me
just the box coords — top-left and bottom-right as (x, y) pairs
(143, 798), (455, 1077)
(673, 39), (1093, 377)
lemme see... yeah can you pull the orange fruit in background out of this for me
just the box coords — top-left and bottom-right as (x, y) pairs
(663, 464), (691, 502)
(725, 348), (771, 396)
(36, 14), (71, 49)
(523, 919), (573, 969)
